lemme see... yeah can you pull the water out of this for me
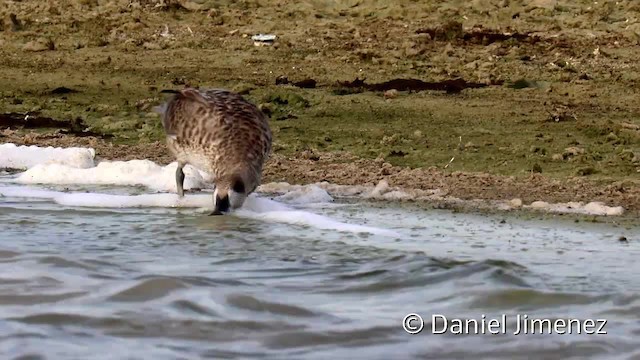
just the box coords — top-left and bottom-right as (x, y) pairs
(1, 181), (639, 359)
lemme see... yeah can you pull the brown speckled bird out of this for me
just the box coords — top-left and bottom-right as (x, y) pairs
(156, 87), (272, 215)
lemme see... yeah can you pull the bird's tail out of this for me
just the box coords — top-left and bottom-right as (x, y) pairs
(177, 88), (209, 106)
(155, 88), (206, 114)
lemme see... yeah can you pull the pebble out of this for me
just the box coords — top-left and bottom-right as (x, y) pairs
(384, 89), (398, 99)
(23, 38), (54, 52)
(509, 198), (523, 208)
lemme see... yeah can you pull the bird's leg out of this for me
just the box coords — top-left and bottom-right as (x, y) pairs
(175, 162), (185, 197)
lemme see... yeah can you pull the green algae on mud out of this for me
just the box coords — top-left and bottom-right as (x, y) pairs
(0, 0), (639, 183)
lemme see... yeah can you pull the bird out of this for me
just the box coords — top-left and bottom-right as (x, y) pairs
(156, 87), (272, 215)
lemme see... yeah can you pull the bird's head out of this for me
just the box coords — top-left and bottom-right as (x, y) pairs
(211, 175), (248, 215)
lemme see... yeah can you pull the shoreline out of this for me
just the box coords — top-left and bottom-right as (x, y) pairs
(1, 133), (638, 221)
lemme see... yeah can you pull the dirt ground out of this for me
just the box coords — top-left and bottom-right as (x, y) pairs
(1, 0), (639, 213)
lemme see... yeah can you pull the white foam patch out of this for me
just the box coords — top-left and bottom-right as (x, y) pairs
(45, 192), (292, 212)
(524, 200), (625, 216)
(235, 196), (399, 236)
(0, 185), (200, 207)
(0, 185), (397, 236)
(55, 193), (213, 208)
(273, 185), (334, 204)
(259, 180), (446, 201)
(242, 196), (291, 212)
(0, 186), (62, 200)
(0, 143), (95, 170)
(236, 208), (400, 236)
(15, 160), (210, 193)
(260, 181), (627, 216)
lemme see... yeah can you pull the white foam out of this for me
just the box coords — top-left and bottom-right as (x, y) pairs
(260, 181), (627, 216)
(49, 192), (293, 212)
(0, 185), (209, 208)
(0, 143), (95, 170)
(242, 195), (291, 212)
(259, 180), (445, 201)
(0, 186), (62, 200)
(583, 202), (624, 216)
(235, 196), (399, 236)
(236, 208), (400, 236)
(0, 185), (397, 235)
(15, 160), (210, 193)
(55, 193), (213, 208)
(524, 200), (624, 216)
(273, 185), (334, 204)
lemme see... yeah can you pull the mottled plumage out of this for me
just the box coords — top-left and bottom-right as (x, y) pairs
(158, 87), (272, 215)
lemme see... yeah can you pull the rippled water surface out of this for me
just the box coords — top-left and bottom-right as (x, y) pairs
(1, 182), (639, 360)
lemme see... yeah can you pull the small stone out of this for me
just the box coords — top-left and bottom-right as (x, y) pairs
(619, 236), (628, 242)
(509, 198), (523, 208)
(606, 132), (619, 142)
(464, 142), (477, 150)
(443, 43), (455, 56)
(576, 167), (597, 176)
(620, 122), (640, 130)
(23, 38), (55, 52)
(371, 180), (390, 196)
(380, 134), (400, 146)
(619, 149), (635, 162)
(552, 153), (564, 161)
(301, 149), (320, 161)
(532, 163), (542, 173)
(563, 146), (584, 158)
(384, 89), (398, 99)
(143, 42), (163, 50)
(530, 201), (549, 209)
